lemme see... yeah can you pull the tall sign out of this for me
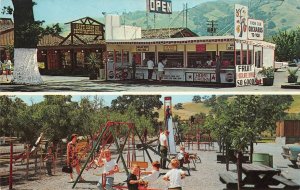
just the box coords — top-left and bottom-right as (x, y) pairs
(248, 19), (264, 40)
(147, 0), (172, 14)
(234, 4), (248, 40)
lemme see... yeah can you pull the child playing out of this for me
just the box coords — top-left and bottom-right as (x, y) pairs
(127, 165), (143, 190)
(44, 146), (54, 176)
(96, 149), (119, 190)
(141, 161), (160, 186)
(163, 159), (186, 190)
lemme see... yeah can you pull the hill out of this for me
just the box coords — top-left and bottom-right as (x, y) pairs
(58, 0), (300, 38)
(157, 95), (300, 121)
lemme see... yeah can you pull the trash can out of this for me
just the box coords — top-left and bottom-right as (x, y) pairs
(253, 153), (273, 167)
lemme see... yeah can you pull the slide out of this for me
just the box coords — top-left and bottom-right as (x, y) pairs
(167, 116), (177, 155)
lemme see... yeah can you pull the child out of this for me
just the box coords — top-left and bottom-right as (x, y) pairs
(96, 149), (119, 190)
(44, 146), (54, 176)
(163, 159), (186, 190)
(127, 165), (142, 190)
(141, 161), (160, 186)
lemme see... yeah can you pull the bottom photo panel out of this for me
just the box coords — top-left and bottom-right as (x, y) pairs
(1, 94), (300, 190)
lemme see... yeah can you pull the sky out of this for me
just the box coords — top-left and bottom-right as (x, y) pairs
(0, 0), (215, 24)
(15, 94), (196, 106)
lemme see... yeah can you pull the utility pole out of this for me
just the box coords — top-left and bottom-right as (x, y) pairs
(186, 3), (188, 28)
(207, 20), (218, 36)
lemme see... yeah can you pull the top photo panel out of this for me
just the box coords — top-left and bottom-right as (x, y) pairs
(0, 0), (300, 93)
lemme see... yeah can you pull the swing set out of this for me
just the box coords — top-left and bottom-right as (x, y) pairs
(72, 121), (171, 189)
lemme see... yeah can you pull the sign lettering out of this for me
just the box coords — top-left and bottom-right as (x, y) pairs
(147, 0), (172, 14)
(164, 45), (177, 52)
(236, 64), (255, 87)
(71, 23), (103, 36)
(136, 45), (150, 52)
(248, 19), (264, 40)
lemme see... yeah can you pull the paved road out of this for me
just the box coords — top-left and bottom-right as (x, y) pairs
(0, 69), (299, 93)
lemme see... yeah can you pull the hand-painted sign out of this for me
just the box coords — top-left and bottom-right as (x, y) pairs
(236, 64), (255, 86)
(136, 45), (150, 52)
(164, 45), (177, 52)
(71, 23), (103, 36)
(234, 4), (248, 40)
(248, 19), (264, 40)
(147, 0), (172, 14)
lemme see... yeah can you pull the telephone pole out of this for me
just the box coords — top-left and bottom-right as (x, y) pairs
(207, 20), (218, 36)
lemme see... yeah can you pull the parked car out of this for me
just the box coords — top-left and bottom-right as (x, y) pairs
(275, 61), (288, 71)
(282, 144), (300, 166)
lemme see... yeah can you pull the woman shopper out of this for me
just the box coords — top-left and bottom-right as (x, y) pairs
(157, 58), (166, 82)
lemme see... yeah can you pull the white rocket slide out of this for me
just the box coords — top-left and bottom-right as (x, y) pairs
(167, 116), (177, 155)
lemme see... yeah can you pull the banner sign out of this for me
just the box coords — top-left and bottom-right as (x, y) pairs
(147, 0), (172, 14)
(236, 64), (255, 86)
(234, 4), (248, 40)
(71, 23), (103, 36)
(248, 19), (264, 40)
(164, 45), (177, 52)
(136, 45), (150, 52)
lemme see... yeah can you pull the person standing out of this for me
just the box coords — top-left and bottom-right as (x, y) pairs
(45, 146), (54, 176)
(157, 58), (165, 82)
(216, 55), (221, 83)
(163, 159), (186, 190)
(5, 57), (12, 81)
(131, 55), (136, 80)
(159, 130), (169, 169)
(67, 134), (84, 182)
(95, 149), (119, 190)
(147, 57), (154, 81)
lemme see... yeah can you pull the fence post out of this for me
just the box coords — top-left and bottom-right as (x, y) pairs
(9, 141), (13, 190)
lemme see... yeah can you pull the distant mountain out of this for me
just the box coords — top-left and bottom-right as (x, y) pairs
(58, 0), (300, 38)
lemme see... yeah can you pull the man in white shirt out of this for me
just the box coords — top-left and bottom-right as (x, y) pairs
(147, 57), (154, 81)
(96, 149), (119, 190)
(159, 130), (169, 169)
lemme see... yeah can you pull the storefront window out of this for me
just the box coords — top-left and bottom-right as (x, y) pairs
(220, 52), (234, 68)
(159, 52), (183, 68)
(122, 51), (129, 64)
(187, 52), (216, 68)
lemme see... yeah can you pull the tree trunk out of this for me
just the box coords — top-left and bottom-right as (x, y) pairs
(250, 141), (253, 163)
(12, 49), (43, 84)
(226, 143), (229, 171)
(12, 0), (43, 85)
(237, 151), (243, 190)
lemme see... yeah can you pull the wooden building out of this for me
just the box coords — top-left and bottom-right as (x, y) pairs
(0, 18), (14, 61)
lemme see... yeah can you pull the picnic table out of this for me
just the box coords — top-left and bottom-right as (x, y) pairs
(241, 164), (280, 188)
(220, 164), (300, 189)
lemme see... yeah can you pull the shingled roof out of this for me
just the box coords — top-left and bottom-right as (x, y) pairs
(0, 18), (14, 32)
(142, 28), (198, 39)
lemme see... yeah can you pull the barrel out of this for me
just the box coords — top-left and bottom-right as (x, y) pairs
(253, 153), (273, 167)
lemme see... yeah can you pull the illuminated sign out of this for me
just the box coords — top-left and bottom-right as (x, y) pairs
(164, 45), (177, 52)
(147, 0), (172, 14)
(136, 45), (150, 52)
(71, 23), (103, 36)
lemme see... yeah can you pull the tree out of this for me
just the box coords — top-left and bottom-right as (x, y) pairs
(192, 95), (202, 103)
(174, 103), (183, 110)
(2, 0), (61, 85)
(111, 95), (163, 122)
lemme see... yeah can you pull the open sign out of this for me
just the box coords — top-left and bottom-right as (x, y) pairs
(147, 0), (172, 14)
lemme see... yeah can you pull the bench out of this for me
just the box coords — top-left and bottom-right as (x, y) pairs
(272, 175), (300, 190)
(219, 172), (238, 189)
